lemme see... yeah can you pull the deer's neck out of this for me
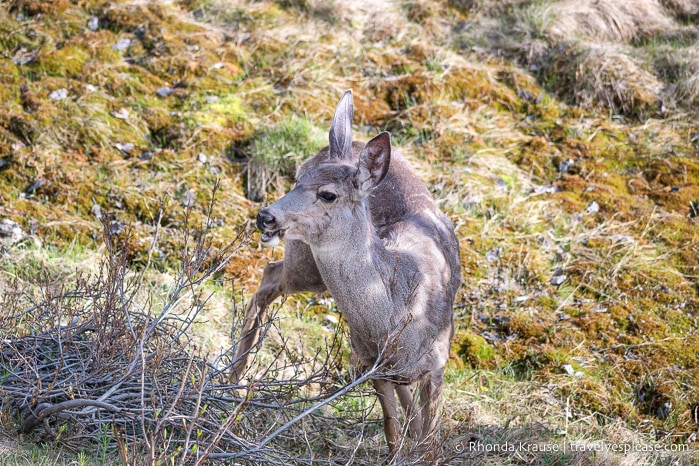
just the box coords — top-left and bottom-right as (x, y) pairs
(309, 206), (396, 335)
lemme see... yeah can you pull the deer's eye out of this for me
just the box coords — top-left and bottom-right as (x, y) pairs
(318, 191), (337, 203)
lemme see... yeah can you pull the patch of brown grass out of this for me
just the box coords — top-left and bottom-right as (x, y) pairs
(661, 0), (699, 19)
(541, 42), (663, 117)
(544, 0), (675, 43)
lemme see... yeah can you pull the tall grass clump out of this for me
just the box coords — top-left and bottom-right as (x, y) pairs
(246, 116), (326, 201)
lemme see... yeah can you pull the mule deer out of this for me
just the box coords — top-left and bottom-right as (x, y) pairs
(235, 90), (461, 452)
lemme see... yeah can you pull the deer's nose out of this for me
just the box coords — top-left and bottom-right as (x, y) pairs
(256, 210), (277, 230)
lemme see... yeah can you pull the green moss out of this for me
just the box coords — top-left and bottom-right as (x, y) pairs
(191, 93), (247, 128)
(36, 45), (88, 77)
(456, 333), (497, 369)
(0, 84), (19, 107)
(0, 61), (20, 85)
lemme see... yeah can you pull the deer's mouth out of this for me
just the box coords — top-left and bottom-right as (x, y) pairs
(260, 229), (282, 247)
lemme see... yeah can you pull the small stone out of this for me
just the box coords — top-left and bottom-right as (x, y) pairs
(110, 221), (125, 236)
(49, 88), (68, 101)
(516, 88), (534, 101)
(181, 189), (196, 207)
(113, 38), (132, 51)
(550, 274), (567, 286)
(205, 96), (220, 104)
(14, 54), (38, 65)
(562, 364), (575, 376)
(558, 159), (574, 174)
(156, 87), (173, 97)
(87, 16), (99, 31)
(197, 153), (207, 164)
(656, 402), (672, 420)
(0, 219), (25, 244)
(115, 142), (134, 153)
(111, 108), (129, 120)
(138, 151), (154, 160)
(532, 184), (558, 194)
(323, 314), (339, 326)
(25, 178), (46, 195)
(85, 84), (98, 92)
(485, 247), (500, 263)
(481, 331), (505, 343)
(91, 204), (102, 220)
(585, 201), (599, 215)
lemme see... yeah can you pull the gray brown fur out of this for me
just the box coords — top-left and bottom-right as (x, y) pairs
(233, 90), (461, 453)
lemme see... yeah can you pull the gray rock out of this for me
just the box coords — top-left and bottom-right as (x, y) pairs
(49, 88), (68, 101)
(558, 159), (574, 173)
(87, 16), (99, 31)
(485, 247), (500, 263)
(113, 38), (132, 51)
(585, 201), (599, 215)
(156, 87), (173, 97)
(181, 189), (196, 207)
(115, 142), (135, 153)
(550, 274), (567, 286)
(91, 204), (103, 220)
(0, 219), (24, 244)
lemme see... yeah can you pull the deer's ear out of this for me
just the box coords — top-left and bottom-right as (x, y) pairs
(328, 90), (353, 160)
(355, 132), (391, 197)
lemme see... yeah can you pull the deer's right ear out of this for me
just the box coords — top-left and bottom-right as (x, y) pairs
(328, 90), (353, 160)
(355, 132), (391, 198)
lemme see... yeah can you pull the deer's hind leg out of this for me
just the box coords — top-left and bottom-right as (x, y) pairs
(231, 239), (326, 381)
(395, 384), (422, 439)
(418, 369), (445, 445)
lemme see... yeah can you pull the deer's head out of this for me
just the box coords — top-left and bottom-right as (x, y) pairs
(257, 91), (391, 248)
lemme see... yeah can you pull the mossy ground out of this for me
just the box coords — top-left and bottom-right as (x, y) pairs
(0, 0), (698, 464)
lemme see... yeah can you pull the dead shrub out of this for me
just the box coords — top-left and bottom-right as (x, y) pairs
(0, 193), (403, 464)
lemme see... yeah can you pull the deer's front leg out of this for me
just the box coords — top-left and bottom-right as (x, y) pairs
(232, 239), (327, 382)
(231, 260), (284, 382)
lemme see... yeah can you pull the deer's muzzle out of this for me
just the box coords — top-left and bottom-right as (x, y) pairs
(257, 210), (282, 246)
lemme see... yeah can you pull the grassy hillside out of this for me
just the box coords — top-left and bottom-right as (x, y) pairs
(0, 0), (698, 464)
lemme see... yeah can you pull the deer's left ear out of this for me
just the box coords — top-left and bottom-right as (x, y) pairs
(329, 90), (354, 160)
(355, 132), (391, 198)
